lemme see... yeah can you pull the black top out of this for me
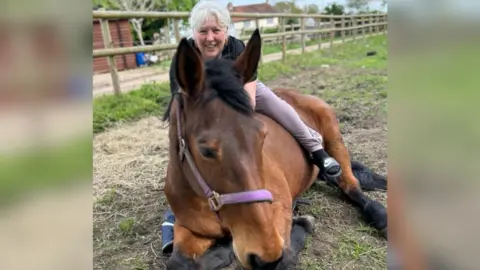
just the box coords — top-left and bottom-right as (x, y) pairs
(168, 35), (257, 95)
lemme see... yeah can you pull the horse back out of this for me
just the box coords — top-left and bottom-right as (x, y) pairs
(256, 112), (318, 199)
(273, 88), (331, 131)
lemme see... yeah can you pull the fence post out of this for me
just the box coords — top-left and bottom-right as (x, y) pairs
(165, 18), (172, 58)
(348, 17), (351, 39)
(341, 16), (345, 43)
(371, 15), (374, 34)
(362, 15), (366, 39)
(99, 18), (121, 96)
(369, 15), (373, 36)
(173, 19), (180, 42)
(329, 16), (334, 50)
(352, 16), (357, 41)
(384, 14), (388, 34)
(281, 17), (286, 63)
(317, 18), (322, 49)
(381, 15), (384, 33)
(300, 17), (305, 54)
(290, 22), (294, 45)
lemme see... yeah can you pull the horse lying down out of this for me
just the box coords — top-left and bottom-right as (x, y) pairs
(162, 29), (387, 270)
(161, 160), (387, 269)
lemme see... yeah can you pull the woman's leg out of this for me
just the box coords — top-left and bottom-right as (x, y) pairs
(254, 81), (342, 179)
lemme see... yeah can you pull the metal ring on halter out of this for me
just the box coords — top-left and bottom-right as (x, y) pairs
(208, 191), (222, 211)
(179, 139), (186, 160)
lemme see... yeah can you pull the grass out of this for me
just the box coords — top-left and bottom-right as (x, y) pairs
(93, 34), (388, 269)
(119, 217), (136, 236)
(93, 83), (171, 133)
(93, 34), (387, 134)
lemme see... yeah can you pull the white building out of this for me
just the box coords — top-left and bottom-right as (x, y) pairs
(227, 1), (280, 34)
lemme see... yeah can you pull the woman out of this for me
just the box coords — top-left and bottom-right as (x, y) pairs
(161, 0), (341, 253)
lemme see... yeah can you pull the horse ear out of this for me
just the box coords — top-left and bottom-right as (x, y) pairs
(233, 28), (262, 84)
(174, 38), (205, 98)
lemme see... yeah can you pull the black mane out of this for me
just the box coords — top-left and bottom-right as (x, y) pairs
(162, 57), (255, 122)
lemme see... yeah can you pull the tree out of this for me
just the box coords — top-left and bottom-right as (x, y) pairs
(163, 0), (198, 41)
(304, 4), (320, 14)
(93, 0), (198, 45)
(165, 0), (197, 14)
(346, 0), (371, 13)
(324, 3), (345, 15)
(93, 0), (161, 46)
(273, 0), (303, 24)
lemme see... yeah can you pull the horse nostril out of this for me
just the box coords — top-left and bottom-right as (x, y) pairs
(248, 251), (283, 270)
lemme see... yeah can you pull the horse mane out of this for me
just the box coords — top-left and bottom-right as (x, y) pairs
(162, 57), (255, 122)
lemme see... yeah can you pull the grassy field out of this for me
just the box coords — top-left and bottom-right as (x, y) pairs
(93, 34), (388, 269)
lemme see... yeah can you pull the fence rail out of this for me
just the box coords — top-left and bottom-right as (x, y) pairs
(92, 10), (386, 19)
(93, 10), (388, 95)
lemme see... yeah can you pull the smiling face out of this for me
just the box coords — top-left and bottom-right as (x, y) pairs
(193, 16), (227, 60)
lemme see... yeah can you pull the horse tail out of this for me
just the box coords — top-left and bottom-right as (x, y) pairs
(317, 160), (387, 192)
(350, 160), (387, 192)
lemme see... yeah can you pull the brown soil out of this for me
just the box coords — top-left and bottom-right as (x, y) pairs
(93, 65), (387, 269)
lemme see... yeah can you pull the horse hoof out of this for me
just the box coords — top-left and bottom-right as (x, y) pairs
(318, 173), (340, 188)
(293, 215), (315, 234)
(380, 227), (388, 240)
(363, 200), (387, 236)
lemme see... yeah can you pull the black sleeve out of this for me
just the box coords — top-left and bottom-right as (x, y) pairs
(169, 54), (179, 95)
(233, 38), (258, 82)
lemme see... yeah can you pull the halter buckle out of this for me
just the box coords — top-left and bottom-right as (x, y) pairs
(179, 138), (186, 161)
(208, 191), (222, 211)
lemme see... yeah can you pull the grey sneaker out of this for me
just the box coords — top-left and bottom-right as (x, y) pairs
(323, 157), (342, 178)
(311, 149), (342, 180)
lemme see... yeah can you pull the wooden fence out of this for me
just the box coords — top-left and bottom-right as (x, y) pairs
(92, 11), (388, 95)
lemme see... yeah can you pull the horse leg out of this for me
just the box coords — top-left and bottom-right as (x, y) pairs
(166, 223), (234, 270)
(272, 89), (387, 238)
(195, 242), (236, 270)
(265, 197), (315, 269)
(320, 107), (388, 239)
(289, 215), (315, 258)
(275, 215), (316, 270)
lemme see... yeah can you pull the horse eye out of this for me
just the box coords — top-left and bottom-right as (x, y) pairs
(200, 147), (217, 159)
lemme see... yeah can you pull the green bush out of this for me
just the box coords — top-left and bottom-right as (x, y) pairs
(93, 83), (172, 133)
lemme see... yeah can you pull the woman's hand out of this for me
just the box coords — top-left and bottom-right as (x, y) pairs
(244, 80), (257, 108)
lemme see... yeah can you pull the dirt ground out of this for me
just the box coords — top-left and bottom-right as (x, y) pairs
(93, 64), (387, 269)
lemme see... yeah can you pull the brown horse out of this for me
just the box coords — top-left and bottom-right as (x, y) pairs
(163, 29), (387, 270)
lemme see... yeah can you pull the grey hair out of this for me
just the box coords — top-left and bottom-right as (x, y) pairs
(187, 0), (237, 39)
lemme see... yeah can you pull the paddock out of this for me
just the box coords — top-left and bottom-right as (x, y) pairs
(93, 35), (387, 269)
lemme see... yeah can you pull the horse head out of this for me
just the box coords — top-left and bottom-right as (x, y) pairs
(170, 29), (285, 268)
